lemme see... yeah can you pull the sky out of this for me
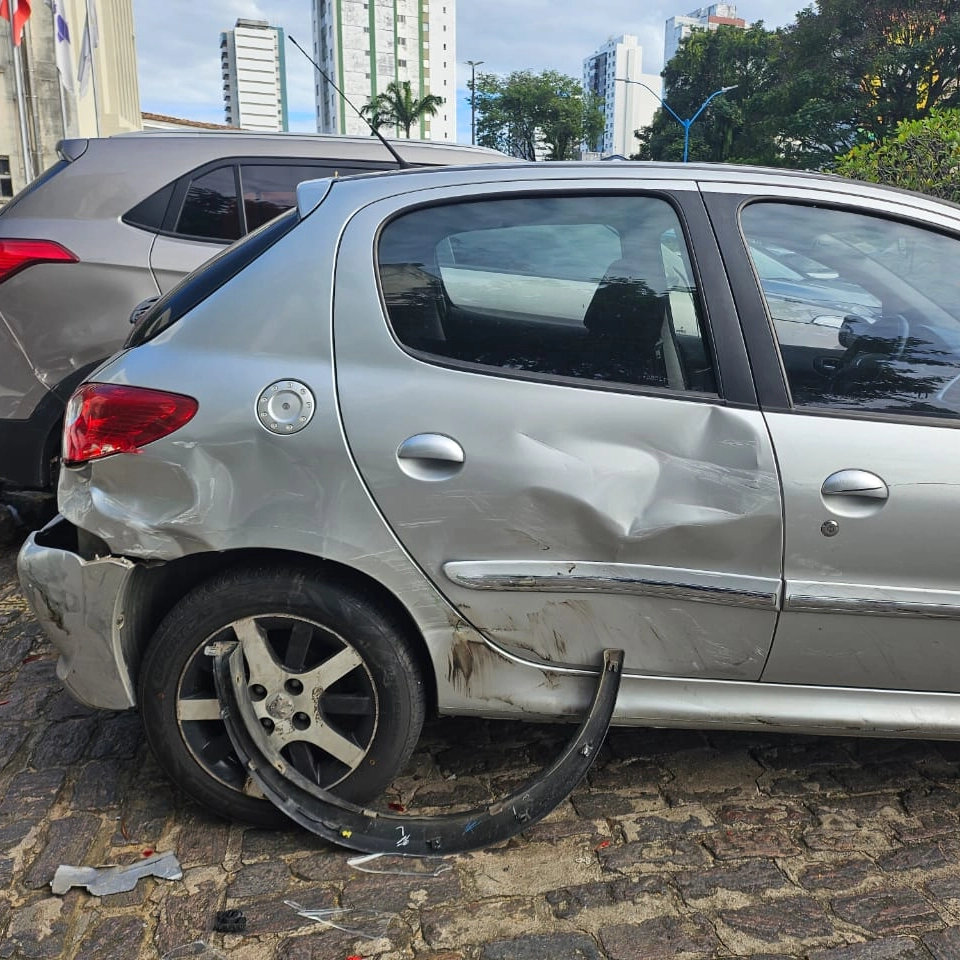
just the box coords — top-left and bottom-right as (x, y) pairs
(132, 1), (808, 143)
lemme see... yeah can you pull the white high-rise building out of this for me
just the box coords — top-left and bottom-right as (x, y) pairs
(311, 0), (456, 141)
(582, 35), (661, 158)
(221, 19), (288, 132)
(664, 4), (746, 67)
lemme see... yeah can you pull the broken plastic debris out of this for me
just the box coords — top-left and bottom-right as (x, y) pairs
(51, 851), (183, 896)
(285, 900), (397, 939)
(346, 852), (452, 877)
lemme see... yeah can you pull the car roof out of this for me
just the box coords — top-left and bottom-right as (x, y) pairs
(295, 159), (960, 222)
(104, 129), (509, 159)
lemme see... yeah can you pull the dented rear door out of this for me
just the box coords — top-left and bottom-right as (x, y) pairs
(334, 176), (783, 680)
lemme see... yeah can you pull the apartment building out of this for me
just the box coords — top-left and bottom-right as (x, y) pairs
(583, 35), (661, 158)
(311, 0), (456, 141)
(221, 19), (289, 132)
(664, 3), (746, 66)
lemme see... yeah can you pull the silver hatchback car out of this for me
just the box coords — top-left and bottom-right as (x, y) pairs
(17, 161), (960, 835)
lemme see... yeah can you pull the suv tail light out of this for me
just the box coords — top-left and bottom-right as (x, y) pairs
(0, 239), (78, 284)
(64, 383), (198, 466)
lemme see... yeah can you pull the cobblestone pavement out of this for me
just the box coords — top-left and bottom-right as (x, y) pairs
(4, 538), (960, 960)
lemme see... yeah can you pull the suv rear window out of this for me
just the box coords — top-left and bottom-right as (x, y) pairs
(127, 207), (299, 346)
(176, 166), (242, 242)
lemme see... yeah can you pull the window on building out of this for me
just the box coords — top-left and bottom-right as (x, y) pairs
(398, 59), (407, 67)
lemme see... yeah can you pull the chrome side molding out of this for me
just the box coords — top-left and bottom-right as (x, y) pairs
(443, 560), (780, 610)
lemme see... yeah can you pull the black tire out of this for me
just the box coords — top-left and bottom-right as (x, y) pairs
(138, 565), (426, 828)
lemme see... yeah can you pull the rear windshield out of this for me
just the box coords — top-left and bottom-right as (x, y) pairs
(127, 207), (298, 346)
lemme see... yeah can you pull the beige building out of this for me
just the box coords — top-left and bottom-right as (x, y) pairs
(0, 0), (141, 197)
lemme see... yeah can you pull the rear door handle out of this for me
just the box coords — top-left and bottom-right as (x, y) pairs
(396, 434), (464, 481)
(821, 469), (888, 500)
(397, 434), (464, 463)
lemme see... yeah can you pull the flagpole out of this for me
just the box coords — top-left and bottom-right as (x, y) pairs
(8, 0), (35, 183)
(51, 1), (69, 137)
(86, 0), (99, 135)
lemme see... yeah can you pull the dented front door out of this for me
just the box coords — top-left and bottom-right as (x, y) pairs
(334, 180), (784, 680)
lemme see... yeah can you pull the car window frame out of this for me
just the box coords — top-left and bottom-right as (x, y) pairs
(150, 157), (397, 245)
(703, 187), (960, 429)
(371, 185), (758, 407)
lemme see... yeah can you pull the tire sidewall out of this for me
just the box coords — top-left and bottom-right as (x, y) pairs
(139, 566), (425, 826)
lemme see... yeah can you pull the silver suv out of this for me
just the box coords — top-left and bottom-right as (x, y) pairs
(0, 131), (507, 516)
(19, 161), (960, 842)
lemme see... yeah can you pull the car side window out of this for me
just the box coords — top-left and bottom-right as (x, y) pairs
(377, 195), (718, 394)
(741, 202), (960, 419)
(239, 163), (376, 231)
(175, 166), (242, 242)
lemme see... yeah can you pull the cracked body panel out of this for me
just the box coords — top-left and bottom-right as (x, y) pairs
(18, 522), (140, 709)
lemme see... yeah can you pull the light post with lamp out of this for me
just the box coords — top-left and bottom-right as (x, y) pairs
(465, 60), (485, 145)
(616, 78), (737, 162)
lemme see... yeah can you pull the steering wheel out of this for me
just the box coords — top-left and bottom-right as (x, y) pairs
(831, 313), (910, 393)
(839, 312), (909, 359)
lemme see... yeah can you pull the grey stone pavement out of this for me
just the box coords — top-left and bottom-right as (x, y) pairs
(4, 537), (960, 960)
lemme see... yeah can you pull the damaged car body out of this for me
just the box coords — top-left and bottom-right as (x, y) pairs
(19, 161), (960, 842)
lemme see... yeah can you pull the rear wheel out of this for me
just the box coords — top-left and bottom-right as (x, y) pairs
(139, 566), (426, 827)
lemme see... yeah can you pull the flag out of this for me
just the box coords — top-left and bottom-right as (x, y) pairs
(52, 1), (74, 94)
(0, 0), (32, 45)
(77, 0), (98, 96)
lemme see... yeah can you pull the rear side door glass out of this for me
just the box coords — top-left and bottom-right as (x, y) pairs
(239, 164), (374, 231)
(741, 202), (960, 418)
(378, 194), (718, 394)
(175, 166), (242, 242)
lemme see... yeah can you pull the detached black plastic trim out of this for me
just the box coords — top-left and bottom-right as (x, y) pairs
(211, 642), (623, 855)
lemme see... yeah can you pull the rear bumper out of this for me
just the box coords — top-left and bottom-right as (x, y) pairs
(17, 517), (140, 709)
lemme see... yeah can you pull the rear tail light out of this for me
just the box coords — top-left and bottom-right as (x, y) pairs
(0, 239), (78, 284)
(63, 383), (198, 466)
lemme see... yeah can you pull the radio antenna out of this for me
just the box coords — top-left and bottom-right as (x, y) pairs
(287, 34), (410, 169)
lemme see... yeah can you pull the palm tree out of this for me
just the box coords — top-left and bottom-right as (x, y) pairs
(373, 81), (445, 138)
(359, 100), (393, 133)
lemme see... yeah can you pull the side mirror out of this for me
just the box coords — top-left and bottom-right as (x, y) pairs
(130, 296), (159, 325)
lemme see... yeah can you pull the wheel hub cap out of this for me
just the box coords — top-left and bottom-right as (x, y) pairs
(266, 692), (296, 721)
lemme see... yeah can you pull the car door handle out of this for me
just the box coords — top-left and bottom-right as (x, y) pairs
(397, 434), (464, 463)
(396, 434), (465, 481)
(821, 469), (888, 500)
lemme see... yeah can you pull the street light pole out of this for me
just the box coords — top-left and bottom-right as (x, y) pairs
(465, 59), (484, 146)
(616, 78), (737, 162)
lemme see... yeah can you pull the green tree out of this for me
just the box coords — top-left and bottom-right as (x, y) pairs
(789, 0), (960, 143)
(637, 0), (960, 170)
(474, 70), (605, 160)
(835, 109), (960, 203)
(365, 81), (445, 138)
(634, 24), (783, 164)
(358, 101), (393, 133)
